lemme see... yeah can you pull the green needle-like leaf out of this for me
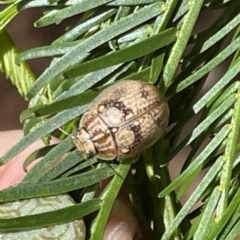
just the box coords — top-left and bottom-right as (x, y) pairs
(0, 163), (116, 202)
(194, 57), (240, 113)
(162, 157), (224, 240)
(27, 2), (164, 99)
(159, 125), (230, 197)
(65, 28), (176, 78)
(0, 29), (35, 98)
(163, 0), (205, 89)
(1, 1), (240, 238)
(22, 137), (74, 182)
(193, 187), (221, 239)
(176, 35), (240, 93)
(0, 199), (101, 231)
(0, 105), (87, 165)
(35, 0), (112, 27)
(90, 161), (131, 240)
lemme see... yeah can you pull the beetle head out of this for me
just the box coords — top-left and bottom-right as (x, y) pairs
(75, 128), (96, 159)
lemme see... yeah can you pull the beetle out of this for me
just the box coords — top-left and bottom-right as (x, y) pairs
(74, 80), (169, 161)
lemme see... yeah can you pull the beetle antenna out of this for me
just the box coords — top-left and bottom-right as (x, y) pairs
(53, 123), (75, 140)
(84, 156), (102, 187)
(107, 163), (123, 179)
(53, 124), (103, 185)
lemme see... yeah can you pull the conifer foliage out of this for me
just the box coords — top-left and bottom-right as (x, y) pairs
(0, 0), (240, 239)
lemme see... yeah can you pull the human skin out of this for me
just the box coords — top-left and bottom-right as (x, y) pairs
(0, 130), (145, 240)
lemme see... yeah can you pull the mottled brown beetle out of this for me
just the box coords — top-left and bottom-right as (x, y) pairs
(74, 80), (169, 161)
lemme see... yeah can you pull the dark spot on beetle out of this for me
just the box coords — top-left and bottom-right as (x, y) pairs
(140, 89), (149, 99)
(100, 100), (134, 120)
(112, 88), (124, 100)
(154, 116), (162, 127)
(87, 150), (94, 158)
(130, 124), (142, 146)
(139, 84), (149, 99)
